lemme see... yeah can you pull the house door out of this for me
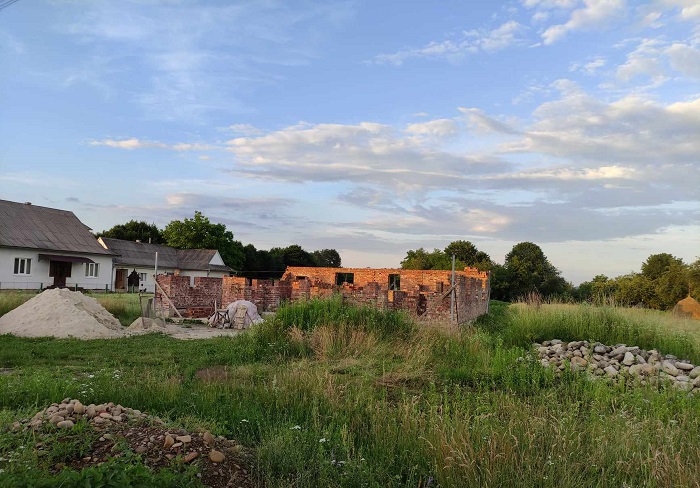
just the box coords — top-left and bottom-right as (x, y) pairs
(49, 261), (72, 288)
(115, 269), (127, 290)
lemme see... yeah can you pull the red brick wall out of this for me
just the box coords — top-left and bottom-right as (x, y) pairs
(155, 275), (222, 318)
(218, 267), (490, 324)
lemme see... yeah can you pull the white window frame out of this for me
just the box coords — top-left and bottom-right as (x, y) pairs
(138, 272), (148, 283)
(13, 257), (32, 276)
(85, 262), (99, 278)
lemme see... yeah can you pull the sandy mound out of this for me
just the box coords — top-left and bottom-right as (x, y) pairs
(127, 317), (167, 331)
(673, 296), (700, 320)
(0, 289), (124, 339)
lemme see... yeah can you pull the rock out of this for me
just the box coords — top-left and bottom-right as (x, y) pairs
(86, 406), (97, 418)
(677, 375), (690, 382)
(163, 435), (175, 449)
(692, 376), (700, 388)
(49, 415), (65, 425)
(135, 446), (148, 454)
(209, 450), (225, 463)
(184, 452), (199, 463)
(57, 420), (74, 429)
(570, 357), (588, 371)
(629, 364), (644, 376)
(611, 346), (628, 356)
(73, 401), (85, 415)
(203, 431), (215, 446)
(676, 362), (694, 371)
(99, 412), (112, 419)
(92, 417), (105, 425)
(176, 435), (192, 444)
(622, 352), (635, 366)
(662, 361), (680, 377)
(538, 347), (548, 355)
(690, 367), (700, 379)
(604, 365), (619, 377)
(172, 442), (183, 449)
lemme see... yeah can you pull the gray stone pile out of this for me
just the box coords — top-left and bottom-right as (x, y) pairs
(15, 398), (151, 431)
(535, 340), (700, 391)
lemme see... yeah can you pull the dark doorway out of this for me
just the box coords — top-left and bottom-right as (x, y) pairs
(49, 261), (72, 288)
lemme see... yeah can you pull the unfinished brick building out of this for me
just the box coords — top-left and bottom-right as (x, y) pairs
(157, 266), (490, 324)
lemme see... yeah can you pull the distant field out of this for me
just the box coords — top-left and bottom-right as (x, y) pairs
(1, 297), (700, 487)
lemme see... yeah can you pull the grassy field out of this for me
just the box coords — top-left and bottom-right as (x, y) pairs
(1, 297), (700, 487)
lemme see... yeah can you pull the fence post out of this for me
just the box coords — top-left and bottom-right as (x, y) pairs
(40, 283), (43, 291)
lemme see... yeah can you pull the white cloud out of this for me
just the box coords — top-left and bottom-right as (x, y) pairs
(219, 124), (266, 136)
(522, 0), (579, 8)
(372, 21), (525, 65)
(404, 119), (458, 138)
(90, 138), (215, 151)
(666, 43), (700, 78)
(459, 107), (519, 134)
(542, 0), (626, 45)
(570, 56), (607, 74)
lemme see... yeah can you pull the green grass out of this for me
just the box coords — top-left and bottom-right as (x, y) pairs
(1, 298), (700, 487)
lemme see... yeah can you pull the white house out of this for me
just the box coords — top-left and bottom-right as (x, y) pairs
(97, 237), (233, 293)
(0, 200), (114, 290)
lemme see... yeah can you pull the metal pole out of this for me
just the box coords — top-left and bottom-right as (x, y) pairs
(154, 251), (159, 292)
(450, 254), (456, 323)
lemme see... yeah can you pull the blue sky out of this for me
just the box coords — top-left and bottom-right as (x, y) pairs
(1, 0), (699, 284)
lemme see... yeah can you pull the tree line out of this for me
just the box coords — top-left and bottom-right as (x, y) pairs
(97, 215), (697, 310)
(401, 241), (699, 310)
(95, 211), (341, 279)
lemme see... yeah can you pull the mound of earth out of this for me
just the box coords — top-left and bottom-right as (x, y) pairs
(0, 289), (124, 339)
(11, 398), (252, 488)
(673, 296), (700, 320)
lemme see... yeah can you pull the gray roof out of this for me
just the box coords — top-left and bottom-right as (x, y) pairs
(0, 200), (113, 255)
(99, 238), (232, 272)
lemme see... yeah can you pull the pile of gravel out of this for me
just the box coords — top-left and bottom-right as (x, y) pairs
(536, 339), (700, 391)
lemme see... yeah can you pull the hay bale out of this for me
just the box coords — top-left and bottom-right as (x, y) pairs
(672, 296), (700, 320)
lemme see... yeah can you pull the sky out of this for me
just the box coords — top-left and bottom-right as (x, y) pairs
(1, 0), (699, 284)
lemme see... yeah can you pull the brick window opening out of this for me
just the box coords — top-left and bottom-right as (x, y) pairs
(436, 281), (444, 293)
(296, 276), (307, 281)
(335, 272), (354, 286)
(388, 274), (400, 290)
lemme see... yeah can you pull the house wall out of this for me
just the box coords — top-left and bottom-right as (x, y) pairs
(0, 248), (113, 290)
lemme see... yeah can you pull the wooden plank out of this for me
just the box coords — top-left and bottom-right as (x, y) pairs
(153, 277), (183, 319)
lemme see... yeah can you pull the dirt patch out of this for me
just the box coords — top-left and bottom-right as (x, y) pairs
(195, 366), (232, 383)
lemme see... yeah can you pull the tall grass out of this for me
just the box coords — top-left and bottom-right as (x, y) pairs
(502, 303), (700, 362)
(0, 292), (35, 318)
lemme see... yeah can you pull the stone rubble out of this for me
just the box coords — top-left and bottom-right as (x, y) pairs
(535, 340), (700, 391)
(14, 398), (240, 468)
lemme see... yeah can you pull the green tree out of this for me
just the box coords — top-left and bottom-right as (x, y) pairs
(401, 248), (459, 270)
(641, 253), (684, 281)
(162, 211), (244, 270)
(96, 220), (163, 243)
(443, 240), (493, 271)
(689, 258), (700, 301)
(312, 249), (341, 268)
(653, 260), (689, 310)
(501, 242), (566, 301)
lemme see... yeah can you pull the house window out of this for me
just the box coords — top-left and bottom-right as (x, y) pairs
(13, 258), (31, 275)
(139, 272), (148, 283)
(85, 262), (99, 278)
(388, 274), (400, 290)
(335, 272), (354, 286)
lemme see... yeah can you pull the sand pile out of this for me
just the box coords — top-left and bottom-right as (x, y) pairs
(0, 288), (124, 339)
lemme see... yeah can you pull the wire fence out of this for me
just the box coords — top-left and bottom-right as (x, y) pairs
(0, 281), (115, 292)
